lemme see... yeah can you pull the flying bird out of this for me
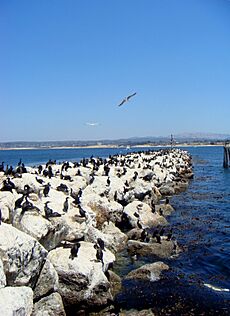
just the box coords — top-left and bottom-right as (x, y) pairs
(118, 92), (137, 107)
(85, 122), (100, 126)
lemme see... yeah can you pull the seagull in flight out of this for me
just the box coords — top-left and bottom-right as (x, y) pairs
(118, 92), (137, 107)
(85, 122), (100, 126)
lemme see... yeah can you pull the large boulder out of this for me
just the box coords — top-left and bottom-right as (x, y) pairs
(85, 222), (128, 253)
(127, 238), (179, 259)
(33, 259), (59, 300)
(81, 192), (123, 228)
(0, 223), (47, 287)
(123, 201), (167, 229)
(48, 242), (115, 307)
(125, 261), (169, 281)
(159, 183), (175, 196)
(13, 209), (53, 241)
(12, 209), (69, 251)
(155, 203), (174, 217)
(32, 292), (66, 316)
(0, 191), (16, 222)
(0, 286), (33, 316)
(0, 258), (6, 289)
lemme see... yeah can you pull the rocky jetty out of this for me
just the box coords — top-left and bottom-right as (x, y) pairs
(0, 148), (193, 315)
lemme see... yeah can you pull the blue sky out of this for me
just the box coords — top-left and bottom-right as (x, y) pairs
(1, 0), (230, 141)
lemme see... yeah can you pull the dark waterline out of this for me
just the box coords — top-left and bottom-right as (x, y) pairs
(1, 146), (230, 314)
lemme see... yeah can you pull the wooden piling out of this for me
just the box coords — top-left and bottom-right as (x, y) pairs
(223, 142), (230, 168)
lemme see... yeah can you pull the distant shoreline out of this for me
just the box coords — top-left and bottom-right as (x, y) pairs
(0, 143), (224, 151)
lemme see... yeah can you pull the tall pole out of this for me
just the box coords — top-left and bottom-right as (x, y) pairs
(170, 134), (173, 149)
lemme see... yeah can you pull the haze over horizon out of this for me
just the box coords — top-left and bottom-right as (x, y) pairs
(1, 0), (230, 142)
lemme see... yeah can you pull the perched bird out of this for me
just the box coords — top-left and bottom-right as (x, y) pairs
(165, 197), (170, 205)
(43, 183), (51, 197)
(57, 183), (69, 193)
(133, 212), (140, 218)
(1, 180), (13, 193)
(153, 230), (161, 244)
(167, 228), (173, 241)
(21, 197), (33, 214)
(36, 177), (44, 185)
(79, 206), (86, 217)
(137, 219), (142, 229)
(96, 247), (104, 266)
(159, 208), (163, 216)
(118, 92), (137, 107)
(63, 197), (69, 213)
(141, 229), (149, 242)
(44, 201), (53, 218)
(7, 178), (15, 189)
(44, 201), (61, 219)
(97, 238), (105, 251)
(70, 242), (81, 259)
(15, 194), (25, 209)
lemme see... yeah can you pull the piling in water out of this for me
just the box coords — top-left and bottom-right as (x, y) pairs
(223, 143), (230, 168)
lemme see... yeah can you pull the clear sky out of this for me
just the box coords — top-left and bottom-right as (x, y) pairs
(1, 0), (230, 142)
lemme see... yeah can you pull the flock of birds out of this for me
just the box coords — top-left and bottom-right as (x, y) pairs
(0, 147), (189, 266)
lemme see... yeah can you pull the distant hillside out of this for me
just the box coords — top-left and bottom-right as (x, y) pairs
(175, 132), (230, 141)
(0, 133), (229, 149)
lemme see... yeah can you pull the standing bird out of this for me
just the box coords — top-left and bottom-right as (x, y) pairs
(63, 197), (69, 213)
(118, 92), (137, 107)
(70, 242), (81, 259)
(96, 247), (104, 266)
(97, 238), (105, 251)
(15, 194), (25, 209)
(79, 205), (86, 218)
(43, 183), (51, 197)
(167, 228), (173, 241)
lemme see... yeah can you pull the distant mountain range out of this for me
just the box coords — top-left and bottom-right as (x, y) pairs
(174, 132), (230, 140)
(0, 133), (229, 149)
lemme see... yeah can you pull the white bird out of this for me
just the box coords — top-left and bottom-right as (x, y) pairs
(118, 92), (137, 107)
(85, 122), (100, 126)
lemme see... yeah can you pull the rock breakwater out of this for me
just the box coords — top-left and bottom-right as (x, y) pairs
(0, 148), (193, 315)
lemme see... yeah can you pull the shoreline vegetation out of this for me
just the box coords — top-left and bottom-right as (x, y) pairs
(0, 141), (226, 151)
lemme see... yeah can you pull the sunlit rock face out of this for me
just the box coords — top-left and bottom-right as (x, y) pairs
(48, 241), (115, 307)
(0, 286), (33, 316)
(0, 223), (47, 287)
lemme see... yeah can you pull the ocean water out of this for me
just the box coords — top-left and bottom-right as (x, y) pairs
(1, 146), (230, 314)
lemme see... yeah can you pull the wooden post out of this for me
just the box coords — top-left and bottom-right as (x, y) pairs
(223, 142), (230, 168)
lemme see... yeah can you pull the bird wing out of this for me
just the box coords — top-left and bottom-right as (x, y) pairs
(127, 92), (137, 100)
(118, 99), (126, 106)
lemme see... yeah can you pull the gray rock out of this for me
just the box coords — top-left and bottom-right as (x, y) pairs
(32, 292), (66, 316)
(159, 184), (175, 196)
(125, 261), (169, 281)
(127, 239), (178, 259)
(0, 286), (33, 316)
(106, 270), (122, 298)
(33, 259), (59, 300)
(155, 203), (174, 217)
(0, 223), (47, 287)
(48, 242), (115, 307)
(0, 258), (6, 289)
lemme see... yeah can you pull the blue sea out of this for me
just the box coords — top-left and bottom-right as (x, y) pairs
(1, 146), (230, 314)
